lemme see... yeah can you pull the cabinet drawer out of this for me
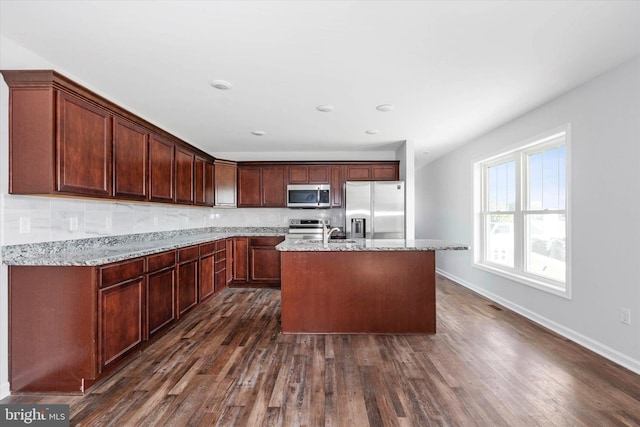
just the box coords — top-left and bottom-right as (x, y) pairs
(200, 242), (215, 257)
(215, 250), (226, 263)
(147, 250), (176, 272)
(178, 246), (199, 263)
(249, 236), (285, 247)
(215, 240), (226, 251)
(215, 259), (226, 273)
(100, 259), (145, 288)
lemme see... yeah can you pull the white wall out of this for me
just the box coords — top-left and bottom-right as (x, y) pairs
(416, 56), (640, 374)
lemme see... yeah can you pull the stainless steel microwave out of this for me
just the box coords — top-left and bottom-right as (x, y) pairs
(287, 184), (331, 208)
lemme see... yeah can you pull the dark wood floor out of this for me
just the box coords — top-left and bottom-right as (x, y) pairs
(3, 275), (640, 426)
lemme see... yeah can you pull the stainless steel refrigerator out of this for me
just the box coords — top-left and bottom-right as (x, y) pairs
(345, 181), (405, 239)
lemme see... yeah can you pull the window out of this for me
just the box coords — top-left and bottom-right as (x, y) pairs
(474, 125), (570, 297)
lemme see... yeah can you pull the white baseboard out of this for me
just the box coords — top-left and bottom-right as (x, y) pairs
(0, 381), (9, 400)
(436, 268), (640, 376)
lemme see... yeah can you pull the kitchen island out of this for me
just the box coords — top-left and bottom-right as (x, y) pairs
(276, 239), (468, 334)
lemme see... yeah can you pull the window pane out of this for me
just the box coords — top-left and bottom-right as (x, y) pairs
(486, 214), (514, 267)
(529, 152), (543, 210)
(526, 213), (566, 283)
(528, 145), (565, 210)
(487, 160), (515, 211)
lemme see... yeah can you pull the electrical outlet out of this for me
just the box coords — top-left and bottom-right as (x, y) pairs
(69, 216), (79, 232)
(19, 217), (31, 234)
(620, 308), (631, 326)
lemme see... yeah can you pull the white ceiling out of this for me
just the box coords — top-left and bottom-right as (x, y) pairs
(1, 1), (639, 167)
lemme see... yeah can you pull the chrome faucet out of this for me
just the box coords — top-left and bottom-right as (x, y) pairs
(323, 224), (342, 248)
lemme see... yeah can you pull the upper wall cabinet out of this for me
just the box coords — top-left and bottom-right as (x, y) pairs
(114, 117), (148, 200)
(57, 91), (113, 196)
(214, 160), (237, 207)
(288, 165), (330, 184)
(149, 134), (175, 203)
(1, 70), (216, 205)
(175, 146), (195, 205)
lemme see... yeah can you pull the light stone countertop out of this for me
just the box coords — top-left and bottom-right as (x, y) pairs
(276, 238), (469, 252)
(2, 227), (287, 266)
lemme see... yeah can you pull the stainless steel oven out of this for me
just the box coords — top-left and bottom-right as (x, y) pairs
(287, 218), (329, 240)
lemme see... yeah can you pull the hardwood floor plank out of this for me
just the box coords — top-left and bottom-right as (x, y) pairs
(2, 279), (639, 426)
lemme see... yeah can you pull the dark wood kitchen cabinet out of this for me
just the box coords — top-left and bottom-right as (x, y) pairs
(146, 250), (176, 338)
(7, 236), (239, 394)
(261, 166), (287, 207)
(114, 117), (148, 200)
(238, 166), (262, 207)
(57, 91), (113, 196)
(98, 259), (145, 371)
(345, 162), (399, 181)
(288, 165), (330, 184)
(238, 164), (287, 207)
(214, 240), (229, 292)
(195, 157), (215, 206)
(249, 236), (285, 285)
(1, 70), (117, 196)
(215, 160), (237, 207)
(330, 165), (344, 207)
(199, 242), (215, 301)
(231, 237), (249, 284)
(2, 69), (218, 206)
(175, 146), (195, 204)
(149, 133), (175, 203)
(177, 246), (199, 317)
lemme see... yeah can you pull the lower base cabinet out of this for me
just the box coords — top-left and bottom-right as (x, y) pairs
(99, 277), (144, 371)
(7, 236), (279, 394)
(231, 236), (285, 286)
(177, 246), (199, 317)
(146, 250), (176, 338)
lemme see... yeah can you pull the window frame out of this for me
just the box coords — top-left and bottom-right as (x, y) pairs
(473, 124), (571, 299)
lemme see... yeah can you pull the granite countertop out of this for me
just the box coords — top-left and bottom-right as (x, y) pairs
(276, 238), (469, 252)
(2, 227), (287, 266)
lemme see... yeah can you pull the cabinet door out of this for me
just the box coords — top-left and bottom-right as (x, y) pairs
(225, 239), (233, 285)
(238, 167), (261, 207)
(99, 277), (144, 371)
(262, 166), (287, 207)
(114, 117), (148, 200)
(175, 147), (195, 204)
(57, 91), (113, 196)
(195, 158), (214, 206)
(205, 162), (215, 206)
(249, 236), (285, 284)
(308, 166), (330, 184)
(372, 163), (399, 180)
(232, 237), (249, 283)
(177, 259), (198, 317)
(149, 134), (175, 202)
(330, 165), (344, 207)
(250, 247), (282, 284)
(288, 166), (308, 184)
(215, 161), (237, 207)
(345, 164), (372, 181)
(147, 267), (176, 338)
(199, 254), (215, 301)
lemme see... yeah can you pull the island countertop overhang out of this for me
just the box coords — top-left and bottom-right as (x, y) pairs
(276, 238), (469, 252)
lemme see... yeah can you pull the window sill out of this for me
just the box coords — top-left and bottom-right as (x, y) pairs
(473, 262), (571, 299)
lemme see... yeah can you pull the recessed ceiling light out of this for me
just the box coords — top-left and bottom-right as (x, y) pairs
(251, 130), (266, 136)
(316, 105), (334, 112)
(376, 104), (394, 112)
(210, 80), (232, 90)
(365, 129), (380, 135)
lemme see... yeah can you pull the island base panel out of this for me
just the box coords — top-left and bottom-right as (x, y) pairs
(280, 251), (435, 333)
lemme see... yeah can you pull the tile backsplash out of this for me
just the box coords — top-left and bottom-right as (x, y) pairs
(0, 194), (345, 246)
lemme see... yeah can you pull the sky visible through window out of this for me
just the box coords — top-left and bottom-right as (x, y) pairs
(528, 146), (566, 210)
